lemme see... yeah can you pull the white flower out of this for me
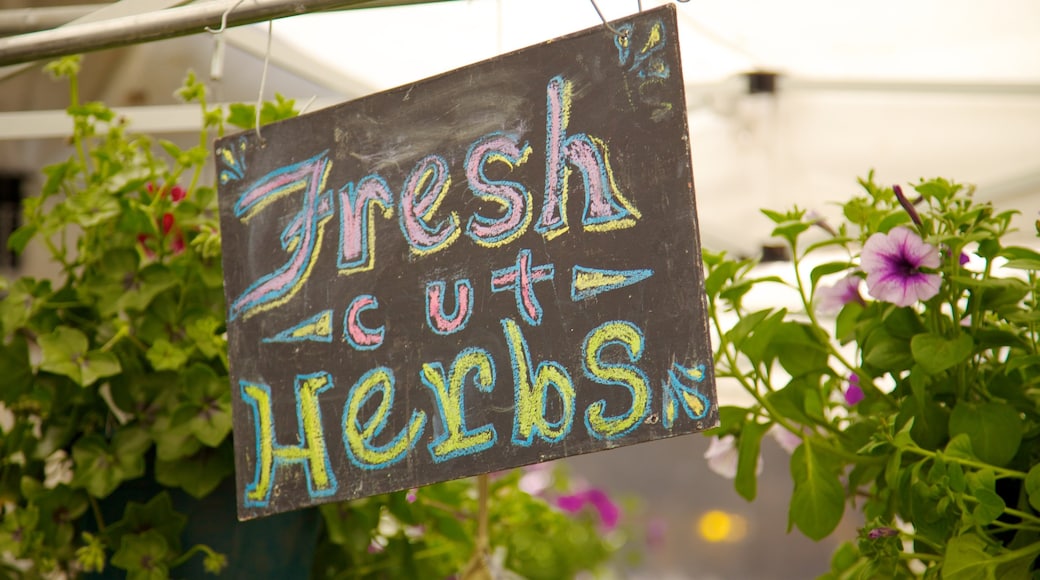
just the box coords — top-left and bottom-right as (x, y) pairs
(0, 402), (13, 434)
(44, 450), (74, 489)
(704, 435), (762, 479)
(27, 414), (42, 439)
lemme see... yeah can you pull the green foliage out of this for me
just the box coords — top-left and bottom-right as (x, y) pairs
(0, 59), (619, 578)
(705, 173), (1040, 577)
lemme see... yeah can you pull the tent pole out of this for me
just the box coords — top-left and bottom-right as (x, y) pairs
(0, 0), (454, 67)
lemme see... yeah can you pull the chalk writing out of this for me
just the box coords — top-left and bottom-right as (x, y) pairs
(218, 5), (716, 520)
(241, 373), (337, 507)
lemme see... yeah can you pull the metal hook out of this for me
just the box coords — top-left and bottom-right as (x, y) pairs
(589, 0), (629, 38)
(206, 0), (245, 34)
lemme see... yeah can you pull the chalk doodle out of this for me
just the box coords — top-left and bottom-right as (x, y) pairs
(662, 362), (710, 429)
(571, 265), (654, 301)
(614, 18), (674, 122)
(263, 309), (333, 343)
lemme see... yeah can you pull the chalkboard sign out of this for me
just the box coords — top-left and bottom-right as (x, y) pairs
(217, 4), (717, 520)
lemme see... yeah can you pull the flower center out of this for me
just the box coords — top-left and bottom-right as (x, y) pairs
(896, 254), (919, 277)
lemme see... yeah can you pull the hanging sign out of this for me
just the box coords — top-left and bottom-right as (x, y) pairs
(216, 4), (716, 520)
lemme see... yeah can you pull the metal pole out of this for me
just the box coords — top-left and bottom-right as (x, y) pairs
(0, 0), (455, 67)
(0, 5), (102, 35)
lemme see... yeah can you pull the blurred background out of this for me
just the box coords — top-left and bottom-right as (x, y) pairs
(1, 1), (1038, 577)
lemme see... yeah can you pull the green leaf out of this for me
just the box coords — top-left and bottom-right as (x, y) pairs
(105, 492), (187, 554)
(185, 317), (225, 360)
(154, 442), (233, 499)
(71, 429), (149, 498)
(735, 421), (769, 501)
(6, 224), (37, 254)
(948, 402), (1022, 467)
(82, 350), (121, 387)
(971, 487), (1005, 526)
(735, 309), (786, 365)
(39, 326), (89, 385)
(911, 333), (973, 375)
(772, 322), (829, 377)
(111, 529), (170, 580)
(945, 433), (976, 460)
(1025, 464), (1040, 512)
(0, 335), (33, 401)
(863, 334), (914, 372)
(226, 104), (256, 130)
(146, 338), (189, 372)
(174, 364), (232, 447)
(789, 443), (845, 540)
(810, 262), (853, 288)
(941, 534), (996, 580)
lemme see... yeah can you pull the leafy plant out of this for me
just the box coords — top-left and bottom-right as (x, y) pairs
(0, 57), (619, 578)
(704, 173), (1040, 578)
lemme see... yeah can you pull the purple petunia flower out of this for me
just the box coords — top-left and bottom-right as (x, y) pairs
(892, 185), (922, 226)
(556, 488), (620, 531)
(845, 374), (864, 406)
(867, 527), (898, 540)
(815, 274), (865, 316)
(861, 227), (941, 307)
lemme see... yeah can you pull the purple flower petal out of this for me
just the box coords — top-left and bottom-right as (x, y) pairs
(893, 185), (922, 226)
(861, 227), (941, 307)
(555, 488), (621, 531)
(867, 527), (898, 539)
(585, 489), (620, 531)
(845, 385), (864, 406)
(815, 274), (863, 316)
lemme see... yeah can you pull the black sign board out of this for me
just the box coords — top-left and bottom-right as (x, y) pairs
(217, 4), (717, 520)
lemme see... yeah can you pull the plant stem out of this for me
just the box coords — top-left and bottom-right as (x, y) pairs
(88, 495), (105, 533)
(901, 444), (1027, 480)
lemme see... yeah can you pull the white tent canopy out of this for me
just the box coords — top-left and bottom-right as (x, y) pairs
(1, 0), (1039, 254)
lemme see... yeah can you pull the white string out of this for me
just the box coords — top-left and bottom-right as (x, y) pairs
(298, 95), (318, 115)
(255, 19), (273, 141)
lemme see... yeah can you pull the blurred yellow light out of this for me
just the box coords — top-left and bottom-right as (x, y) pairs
(697, 510), (748, 543)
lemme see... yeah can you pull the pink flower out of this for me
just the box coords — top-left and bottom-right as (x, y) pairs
(704, 435), (762, 479)
(861, 227), (941, 307)
(845, 374), (864, 406)
(769, 424), (802, 454)
(555, 488), (620, 531)
(815, 274), (864, 315)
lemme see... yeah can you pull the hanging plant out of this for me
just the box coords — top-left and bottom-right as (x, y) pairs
(0, 56), (620, 579)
